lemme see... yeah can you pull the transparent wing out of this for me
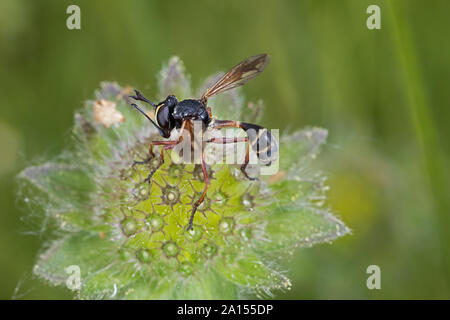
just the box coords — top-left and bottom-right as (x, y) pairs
(201, 54), (270, 103)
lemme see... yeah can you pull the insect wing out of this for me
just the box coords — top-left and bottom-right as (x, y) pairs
(201, 54), (270, 102)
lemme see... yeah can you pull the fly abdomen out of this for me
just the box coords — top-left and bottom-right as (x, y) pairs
(239, 122), (278, 166)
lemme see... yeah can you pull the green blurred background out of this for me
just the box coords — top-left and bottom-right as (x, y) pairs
(1, 0), (449, 299)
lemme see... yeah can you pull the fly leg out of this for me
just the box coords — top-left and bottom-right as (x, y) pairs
(142, 140), (179, 183)
(187, 151), (210, 231)
(132, 144), (156, 167)
(241, 139), (257, 181)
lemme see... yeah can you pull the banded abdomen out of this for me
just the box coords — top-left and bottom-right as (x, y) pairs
(239, 122), (278, 165)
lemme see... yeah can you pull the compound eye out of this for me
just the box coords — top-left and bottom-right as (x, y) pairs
(156, 105), (171, 131)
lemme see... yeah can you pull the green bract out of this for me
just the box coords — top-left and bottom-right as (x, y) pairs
(17, 57), (349, 299)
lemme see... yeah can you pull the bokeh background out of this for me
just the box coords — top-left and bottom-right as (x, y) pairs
(1, 0), (449, 299)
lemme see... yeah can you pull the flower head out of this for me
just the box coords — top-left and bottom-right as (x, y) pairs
(18, 57), (349, 299)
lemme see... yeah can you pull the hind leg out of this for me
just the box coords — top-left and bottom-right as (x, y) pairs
(187, 151), (210, 231)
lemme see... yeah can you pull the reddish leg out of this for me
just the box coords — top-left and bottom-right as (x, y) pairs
(240, 139), (256, 180)
(148, 144), (155, 157)
(207, 137), (248, 143)
(141, 140), (179, 182)
(187, 151), (210, 230)
(132, 142), (159, 167)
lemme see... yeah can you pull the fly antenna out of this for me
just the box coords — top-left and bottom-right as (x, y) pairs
(130, 103), (166, 137)
(129, 89), (157, 108)
(130, 103), (153, 123)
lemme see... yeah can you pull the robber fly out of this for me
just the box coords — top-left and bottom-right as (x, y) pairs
(130, 54), (277, 230)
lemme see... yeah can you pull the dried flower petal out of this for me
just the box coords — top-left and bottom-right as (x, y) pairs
(93, 99), (125, 128)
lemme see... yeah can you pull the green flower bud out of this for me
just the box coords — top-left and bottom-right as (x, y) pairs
(137, 249), (152, 263)
(122, 218), (138, 236)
